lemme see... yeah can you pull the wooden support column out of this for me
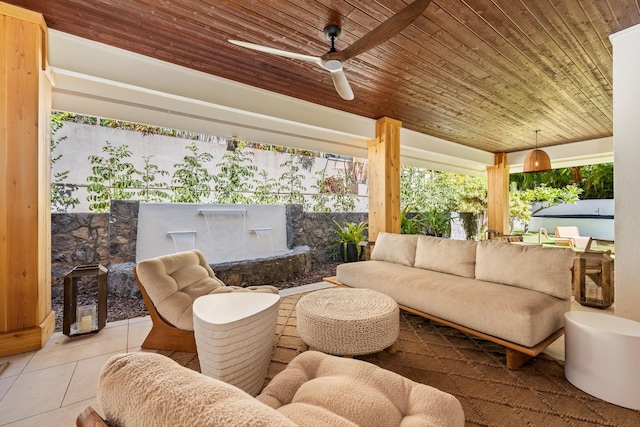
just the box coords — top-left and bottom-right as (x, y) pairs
(486, 153), (510, 236)
(0, 3), (54, 357)
(367, 117), (402, 242)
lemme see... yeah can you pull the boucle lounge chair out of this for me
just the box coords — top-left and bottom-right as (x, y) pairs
(76, 351), (465, 427)
(134, 249), (278, 352)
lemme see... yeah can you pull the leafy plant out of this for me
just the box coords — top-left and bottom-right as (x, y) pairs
(277, 155), (307, 205)
(86, 141), (142, 212)
(424, 210), (451, 237)
(138, 156), (171, 202)
(310, 168), (332, 212)
(400, 206), (427, 235)
(253, 170), (280, 204)
(331, 220), (368, 261)
(50, 111), (79, 212)
(171, 143), (214, 203)
(212, 141), (257, 204)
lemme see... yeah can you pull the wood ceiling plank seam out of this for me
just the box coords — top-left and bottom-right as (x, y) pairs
(338, 45), (568, 141)
(426, 3), (575, 112)
(532, 1), (613, 102)
(446, 1), (612, 133)
(517, 1), (613, 124)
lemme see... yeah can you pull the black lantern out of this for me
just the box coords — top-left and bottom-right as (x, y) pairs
(63, 264), (108, 337)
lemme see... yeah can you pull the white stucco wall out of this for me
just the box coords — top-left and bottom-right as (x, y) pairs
(53, 122), (369, 212)
(612, 24), (640, 321)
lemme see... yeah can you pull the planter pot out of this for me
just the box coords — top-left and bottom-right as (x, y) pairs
(340, 243), (360, 262)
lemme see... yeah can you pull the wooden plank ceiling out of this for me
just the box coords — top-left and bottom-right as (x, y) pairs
(5, 0), (640, 153)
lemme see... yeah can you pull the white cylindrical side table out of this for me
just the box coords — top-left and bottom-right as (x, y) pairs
(193, 292), (281, 396)
(564, 311), (640, 410)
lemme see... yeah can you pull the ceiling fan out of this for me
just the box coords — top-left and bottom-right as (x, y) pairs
(229, 0), (432, 101)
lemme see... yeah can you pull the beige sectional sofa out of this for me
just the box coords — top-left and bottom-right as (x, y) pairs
(332, 233), (576, 369)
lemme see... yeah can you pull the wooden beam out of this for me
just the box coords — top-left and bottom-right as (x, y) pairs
(486, 153), (510, 236)
(0, 3), (53, 356)
(367, 117), (402, 241)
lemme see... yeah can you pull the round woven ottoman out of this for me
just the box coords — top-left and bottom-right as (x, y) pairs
(297, 287), (399, 356)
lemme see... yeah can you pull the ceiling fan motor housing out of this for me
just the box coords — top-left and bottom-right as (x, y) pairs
(324, 25), (341, 42)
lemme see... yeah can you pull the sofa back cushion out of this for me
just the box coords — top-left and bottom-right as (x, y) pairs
(371, 232), (419, 266)
(414, 236), (477, 278)
(475, 241), (574, 299)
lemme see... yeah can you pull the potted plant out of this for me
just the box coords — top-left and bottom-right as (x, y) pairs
(331, 220), (368, 262)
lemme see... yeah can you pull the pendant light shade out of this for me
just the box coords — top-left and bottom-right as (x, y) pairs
(523, 130), (551, 173)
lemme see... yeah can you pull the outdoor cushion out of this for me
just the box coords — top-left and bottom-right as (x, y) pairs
(256, 350), (465, 427)
(475, 240), (574, 299)
(370, 232), (419, 266)
(414, 235), (477, 278)
(98, 352), (296, 427)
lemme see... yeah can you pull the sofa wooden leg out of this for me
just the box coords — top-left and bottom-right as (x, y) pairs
(386, 342), (398, 354)
(506, 348), (533, 369)
(299, 341), (309, 352)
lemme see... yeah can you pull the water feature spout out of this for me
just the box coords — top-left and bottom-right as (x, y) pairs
(166, 230), (196, 253)
(250, 228), (273, 256)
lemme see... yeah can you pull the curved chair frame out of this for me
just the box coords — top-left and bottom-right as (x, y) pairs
(133, 267), (197, 353)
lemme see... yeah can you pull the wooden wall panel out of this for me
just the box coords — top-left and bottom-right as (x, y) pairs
(0, 2), (53, 356)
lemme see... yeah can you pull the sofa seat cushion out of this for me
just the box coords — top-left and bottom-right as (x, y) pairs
(337, 261), (569, 348)
(256, 351), (465, 427)
(98, 352), (296, 427)
(475, 241), (575, 299)
(414, 236), (477, 278)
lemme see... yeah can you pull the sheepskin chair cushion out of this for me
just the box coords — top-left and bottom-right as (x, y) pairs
(98, 352), (296, 427)
(256, 351), (465, 427)
(136, 249), (278, 330)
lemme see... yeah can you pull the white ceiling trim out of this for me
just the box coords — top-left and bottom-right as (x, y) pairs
(48, 29), (612, 175)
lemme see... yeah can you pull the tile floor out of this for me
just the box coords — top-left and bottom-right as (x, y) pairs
(0, 282), (615, 426)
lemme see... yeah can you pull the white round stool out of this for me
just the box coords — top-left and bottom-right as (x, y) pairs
(564, 311), (640, 410)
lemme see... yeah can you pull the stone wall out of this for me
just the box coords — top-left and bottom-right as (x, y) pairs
(51, 201), (369, 298)
(51, 213), (110, 299)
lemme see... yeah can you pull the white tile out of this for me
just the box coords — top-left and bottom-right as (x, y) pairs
(2, 397), (98, 427)
(127, 318), (152, 349)
(62, 352), (120, 406)
(127, 315), (151, 324)
(279, 282), (335, 296)
(0, 362), (75, 424)
(0, 376), (17, 401)
(24, 330), (128, 373)
(0, 353), (34, 379)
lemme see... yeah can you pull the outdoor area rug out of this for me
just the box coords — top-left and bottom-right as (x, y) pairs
(165, 292), (640, 427)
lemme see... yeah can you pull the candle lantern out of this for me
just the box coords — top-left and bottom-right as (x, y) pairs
(63, 264), (108, 337)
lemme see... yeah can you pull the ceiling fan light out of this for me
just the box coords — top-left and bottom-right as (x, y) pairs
(323, 58), (343, 71)
(523, 149), (551, 173)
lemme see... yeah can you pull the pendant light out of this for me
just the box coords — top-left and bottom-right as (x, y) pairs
(523, 130), (551, 173)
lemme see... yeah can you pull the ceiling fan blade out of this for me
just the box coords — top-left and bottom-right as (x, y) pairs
(329, 69), (354, 100)
(335, 0), (431, 61)
(229, 40), (322, 65)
